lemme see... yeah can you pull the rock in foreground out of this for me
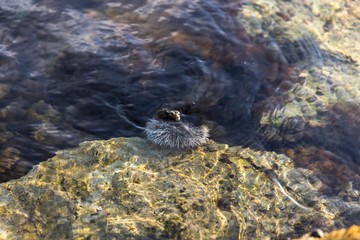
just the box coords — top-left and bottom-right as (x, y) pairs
(296, 225), (360, 240)
(0, 138), (358, 239)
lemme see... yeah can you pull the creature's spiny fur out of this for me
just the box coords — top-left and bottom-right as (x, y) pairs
(145, 119), (209, 148)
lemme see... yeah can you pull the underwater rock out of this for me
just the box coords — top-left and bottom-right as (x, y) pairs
(239, 0), (360, 199)
(0, 84), (10, 100)
(0, 137), (358, 239)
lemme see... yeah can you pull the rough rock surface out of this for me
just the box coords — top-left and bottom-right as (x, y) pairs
(0, 137), (358, 239)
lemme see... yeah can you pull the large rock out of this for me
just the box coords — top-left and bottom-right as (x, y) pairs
(0, 137), (358, 239)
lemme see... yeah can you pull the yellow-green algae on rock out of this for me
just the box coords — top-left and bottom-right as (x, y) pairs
(0, 137), (357, 239)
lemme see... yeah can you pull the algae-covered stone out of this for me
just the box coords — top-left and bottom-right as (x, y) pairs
(0, 137), (357, 239)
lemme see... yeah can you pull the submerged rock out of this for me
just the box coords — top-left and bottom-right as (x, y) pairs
(0, 137), (357, 239)
(239, 0), (360, 197)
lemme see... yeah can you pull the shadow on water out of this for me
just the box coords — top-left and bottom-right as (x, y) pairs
(0, 0), (359, 200)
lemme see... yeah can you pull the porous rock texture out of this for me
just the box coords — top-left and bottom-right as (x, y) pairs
(0, 137), (358, 239)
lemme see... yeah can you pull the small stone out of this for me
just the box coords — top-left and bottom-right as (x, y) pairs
(0, 84), (10, 99)
(306, 95), (317, 102)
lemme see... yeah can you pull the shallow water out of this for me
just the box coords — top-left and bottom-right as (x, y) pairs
(0, 0), (359, 199)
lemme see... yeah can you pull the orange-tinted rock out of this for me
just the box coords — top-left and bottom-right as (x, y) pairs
(296, 225), (360, 240)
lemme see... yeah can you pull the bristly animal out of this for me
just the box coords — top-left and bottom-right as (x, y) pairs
(99, 100), (209, 149)
(145, 108), (209, 148)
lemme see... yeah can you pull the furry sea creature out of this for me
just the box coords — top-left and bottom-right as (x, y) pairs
(145, 118), (209, 149)
(100, 100), (209, 149)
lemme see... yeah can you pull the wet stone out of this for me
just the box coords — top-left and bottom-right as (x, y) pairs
(0, 137), (357, 239)
(0, 84), (10, 99)
(306, 95), (317, 103)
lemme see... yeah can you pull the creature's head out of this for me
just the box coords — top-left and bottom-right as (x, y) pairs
(153, 108), (181, 122)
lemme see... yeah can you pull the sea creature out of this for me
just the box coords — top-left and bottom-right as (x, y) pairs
(145, 108), (209, 149)
(100, 98), (209, 149)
